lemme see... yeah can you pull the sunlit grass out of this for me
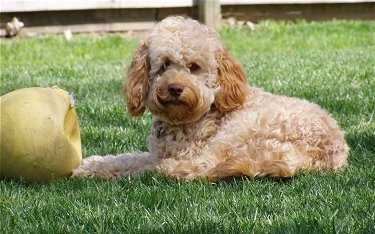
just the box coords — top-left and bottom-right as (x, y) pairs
(1, 20), (374, 233)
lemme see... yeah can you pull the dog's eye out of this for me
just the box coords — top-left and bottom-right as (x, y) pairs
(187, 63), (200, 73)
(158, 60), (171, 75)
(163, 60), (171, 70)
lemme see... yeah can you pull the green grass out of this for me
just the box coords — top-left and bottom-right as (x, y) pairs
(1, 20), (375, 233)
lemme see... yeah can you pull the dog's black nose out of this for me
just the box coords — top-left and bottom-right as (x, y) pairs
(168, 83), (184, 97)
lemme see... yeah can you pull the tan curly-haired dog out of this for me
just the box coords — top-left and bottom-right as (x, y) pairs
(72, 16), (349, 181)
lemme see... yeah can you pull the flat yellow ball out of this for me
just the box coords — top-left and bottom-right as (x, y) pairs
(0, 87), (82, 183)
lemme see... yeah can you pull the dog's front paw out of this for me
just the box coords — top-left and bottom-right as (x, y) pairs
(71, 155), (119, 180)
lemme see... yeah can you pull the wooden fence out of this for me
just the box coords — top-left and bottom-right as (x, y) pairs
(1, 0), (374, 36)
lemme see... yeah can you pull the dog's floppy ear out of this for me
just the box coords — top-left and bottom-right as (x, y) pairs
(214, 48), (248, 112)
(123, 42), (150, 116)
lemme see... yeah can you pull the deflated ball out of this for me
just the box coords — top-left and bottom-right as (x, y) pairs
(0, 87), (82, 182)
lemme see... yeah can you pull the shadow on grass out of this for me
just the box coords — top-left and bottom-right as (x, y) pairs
(346, 131), (375, 154)
(211, 175), (294, 187)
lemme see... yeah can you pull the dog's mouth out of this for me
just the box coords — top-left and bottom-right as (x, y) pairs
(161, 98), (185, 106)
(150, 85), (213, 125)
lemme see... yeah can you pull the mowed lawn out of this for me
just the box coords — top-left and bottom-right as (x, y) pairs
(1, 20), (374, 233)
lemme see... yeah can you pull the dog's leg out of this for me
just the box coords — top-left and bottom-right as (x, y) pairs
(156, 153), (223, 181)
(206, 141), (300, 181)
(71, 152), (158, 179)
(207, 154), (296, 181)
(156, 159), (207, 181)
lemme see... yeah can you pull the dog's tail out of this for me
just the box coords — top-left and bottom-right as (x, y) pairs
(208, 156), (294, 181)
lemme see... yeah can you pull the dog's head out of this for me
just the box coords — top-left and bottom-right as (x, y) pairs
(124, 16), (248, 125)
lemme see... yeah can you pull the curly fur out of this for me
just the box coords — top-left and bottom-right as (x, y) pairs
(72, 16), (349, 181)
